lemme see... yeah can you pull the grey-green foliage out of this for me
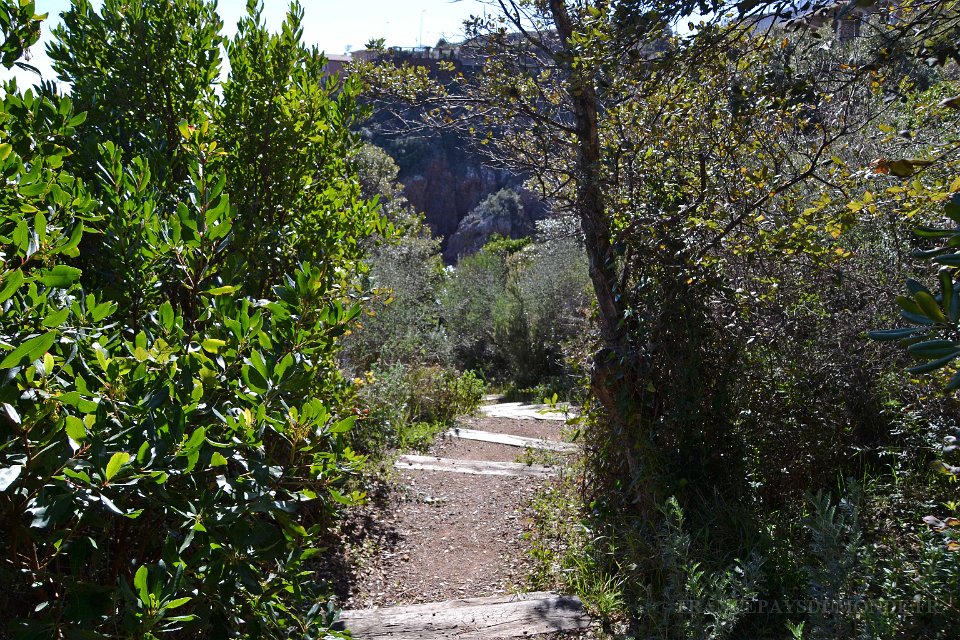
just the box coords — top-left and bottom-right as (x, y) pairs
(353, 362), (484, 454)
(341, 143), (449, 372)
(795, 486), (960, 640)
(356, 143), (414, 223)
(803, 488), (865, 640)
(443, 243), (512, 373)
(496, 233), (592, 386)
(642, 497), (760, 640)
(462, 188), (525, 229)
(443, 228), (591, 387)
(345, 231), (448, 372)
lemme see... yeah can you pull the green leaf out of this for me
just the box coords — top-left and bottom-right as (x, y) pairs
(868, 327), (925, 341)
(90, 301), (117, 322)
(0, 331), (56, 369)
(183, 427), (206, 451)
(330, 416), (355, 434)
(64, 221), (84, 252)
(914, 291), (948, 323)
(134, 565), (149, 603)
(906, 279), (932, 296)
(913, 226), (954, 239)
(210, 452), (228, 467)
(42, 352), (54, 376)
(907, 339), (960, 359)
(888, 159), (915, 177)
(896, 295), (923, 315)
(65, 415), (87, 442)
(0, 270), (24, 303)
(105, 452), (130, 482)
(158, 301), (174, 330)
(205, 285), (239, 296)
(164, 597), (192, 610)
(907, 352), (960, 375)
(250, 349), (269, 380)
(200, 338), (225, 353)
(38, 265), (82, 288)
(933, 253), (960, 267)
(42, 307), (70, 328)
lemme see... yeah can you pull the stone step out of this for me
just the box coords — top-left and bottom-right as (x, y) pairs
(337, 591), (592, 639)
(446, 427), (577, 453)
(394, 455), (557, 478)
(479, 402), (575, 422)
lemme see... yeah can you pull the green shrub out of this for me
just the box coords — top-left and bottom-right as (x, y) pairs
(354, 363), (484, 454)
(0, 3), (381, 637)
(442, 230), (591, 390)
(342, 229), (448, 373)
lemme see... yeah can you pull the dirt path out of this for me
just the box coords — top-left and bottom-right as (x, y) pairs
(338, 409), (570, 610)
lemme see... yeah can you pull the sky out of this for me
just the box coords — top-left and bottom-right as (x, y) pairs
(1, 0), (489, 87)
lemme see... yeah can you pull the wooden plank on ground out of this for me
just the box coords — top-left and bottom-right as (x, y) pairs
(479, 402), (575, 422)
(337, 591), (592, 639)
(446, 427), (577, 453)
(394, 455), (556, 478)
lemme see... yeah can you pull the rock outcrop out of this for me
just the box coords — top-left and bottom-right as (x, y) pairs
(365, 128), (546, 262)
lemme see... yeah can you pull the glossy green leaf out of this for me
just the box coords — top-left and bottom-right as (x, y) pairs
(914, 291), (947, 323)
(104, 452), (130, 482)
(0, 269), (24, 303)
(907, 352), (960, 375)
(38, 265), (82, 288)
(134, 565), (149, 603)
(0, 331), (56, 369)
(907, 339), (960, 359)
(868, 327), (926, 341)
(64, 415), (86, 442)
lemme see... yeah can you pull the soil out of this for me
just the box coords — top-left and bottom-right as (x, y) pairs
(430, 435), (556, 463)
(318, 407), (596, 638)
(327, 412), (566, 609)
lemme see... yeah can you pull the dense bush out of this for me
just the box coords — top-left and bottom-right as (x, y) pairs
(342, 144), (449, 373)
(353, 363), (484, 453)
(442, 229), (592, 392)
(0, 2), (382, 637)
(385, 3), (960, 637)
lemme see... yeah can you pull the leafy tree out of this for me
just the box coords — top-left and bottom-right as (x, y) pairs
(219, 2), (379, 296)
(0, 0), (43, 70)
(48, 0), (223, 185)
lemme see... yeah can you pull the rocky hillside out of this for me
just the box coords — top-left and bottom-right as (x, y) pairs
(364, 128), (547, 262)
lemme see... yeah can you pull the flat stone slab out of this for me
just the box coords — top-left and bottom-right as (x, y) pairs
(338, 591), (592, 639)
(395, 455), (556, 478)
(446, 427), (577, 453)
(479, 402), (575, 422)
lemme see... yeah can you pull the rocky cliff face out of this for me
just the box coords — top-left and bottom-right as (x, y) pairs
(366, 128), (547, 262)
(445, 189), (547, 260)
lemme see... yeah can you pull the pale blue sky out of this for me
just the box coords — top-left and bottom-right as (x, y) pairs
(2, 0), (489, 87)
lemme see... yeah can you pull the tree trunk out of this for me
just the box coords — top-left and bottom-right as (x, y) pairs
(547, 0), (661, 514)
